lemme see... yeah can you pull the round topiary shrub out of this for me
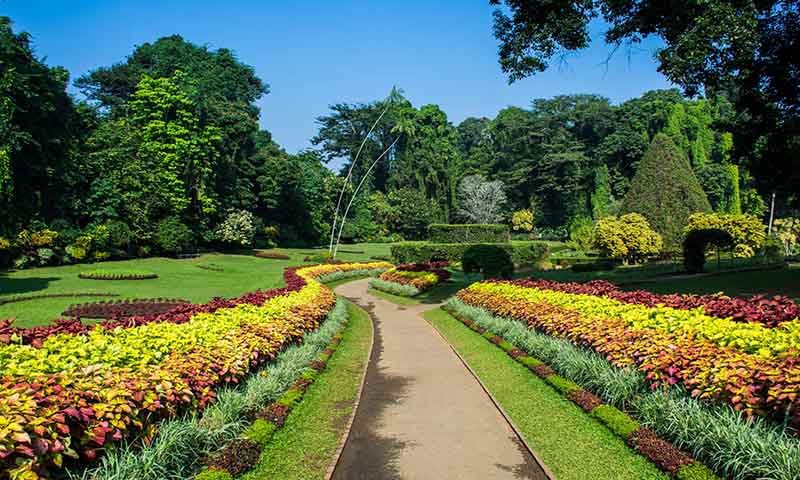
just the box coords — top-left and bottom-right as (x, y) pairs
(461, 244), (514, 279)
(78, 269), (158, 280)
(155, 216), (193, 255)
(682, 228), (733, 274)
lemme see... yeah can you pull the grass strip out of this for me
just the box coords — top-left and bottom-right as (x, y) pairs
(423, 307), (667, 480)
(240, 300), (372, 480)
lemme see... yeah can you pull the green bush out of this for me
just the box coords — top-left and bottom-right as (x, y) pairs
(763, 234), (785, 264)
(684, 212), (766, 258)
(593, 213), (663, 264)
(244, 419), (278, 446)
(391, 241), (548, 266)
(682, 229), (734, 274)
(591, 404), (640, 439)
(511, 209), (534, 233)
(106, 221), (132, 249)
(462, 244), (514, 278)
(428, 224), (509, 243)
(155, 216), (193, 254)
(676, 463), (722, 480)
(195, 468), (234, 480)
(567, 216), (595, 250)
(621, 133), (712, 250)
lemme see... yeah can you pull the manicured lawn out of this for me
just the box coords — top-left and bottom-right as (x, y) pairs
(0, 243), (391, 327)
(423, 307), (667, 480)
(241, 301), (372, 480)
(528, 262), (800, 300)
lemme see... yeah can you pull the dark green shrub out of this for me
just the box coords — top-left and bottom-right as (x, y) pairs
(621, 134), (712, 250)
(510, 241), (550, 266)
(682, 229), (733, 274)
(763, 234), (785, 264)
(154, 217), (193, 254)
(107, 221), (132, 249)
(391, 241), (548, 265)
(428, 224), (510, 243)
(462, 244), (514, 278)
(545, 375), (582, 394)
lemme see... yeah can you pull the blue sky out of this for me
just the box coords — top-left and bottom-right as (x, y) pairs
(4, 0), (673, 157)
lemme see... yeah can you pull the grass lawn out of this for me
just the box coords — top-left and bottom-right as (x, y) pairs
(241, 301), (372, 480)
(0, 243), (391, 327)
(528, 262), (800, 300)
(423, 307), (667, 480)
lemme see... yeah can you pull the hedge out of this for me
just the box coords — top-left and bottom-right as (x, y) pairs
(391, 241), (548, 266)
(428, 224), (510, 243)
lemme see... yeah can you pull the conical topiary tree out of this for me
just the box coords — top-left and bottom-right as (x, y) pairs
(620, 133), (711, 250)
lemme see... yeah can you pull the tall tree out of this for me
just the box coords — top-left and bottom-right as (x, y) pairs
(0, 17), (89, 233)
(621, 134), (712, 250)
(490, 0), (800, 208)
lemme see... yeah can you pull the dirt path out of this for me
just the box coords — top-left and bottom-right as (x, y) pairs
(331, 279), (548, 480)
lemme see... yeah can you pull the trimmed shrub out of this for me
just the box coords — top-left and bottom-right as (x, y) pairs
(511, 209), (534, 233)
(195, 469), (234, 480)
(621, 134), (712, 250)
(682, 229), (733, 274)
(684, 212), (766, 258)
(462, 244), (513, 279)
(571, 260), (616, 272)
(243, 419), (278, 446)
(593, 213), (662, 264)
(391, 241), (548, 266)
(428, 224), (509, 243)
(591, 404), (640, 439)
(155, 216), (193, 254)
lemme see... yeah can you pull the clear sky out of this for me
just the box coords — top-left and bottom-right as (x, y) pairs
(4, 0), (674, 157)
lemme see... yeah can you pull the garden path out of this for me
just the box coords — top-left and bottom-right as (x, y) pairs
(331, 279), (549, 480)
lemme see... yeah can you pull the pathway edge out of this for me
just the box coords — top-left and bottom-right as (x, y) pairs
(421, 305), (556, 480)
(325, 298), (375, 480)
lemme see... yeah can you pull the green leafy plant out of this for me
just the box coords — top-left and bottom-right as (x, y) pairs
(155, 216), (193, 254)
(462, 244), (514, 278)
(428, 224), (510, 243)
(684, 212), (766, 258)
(593, 213), (662, 264)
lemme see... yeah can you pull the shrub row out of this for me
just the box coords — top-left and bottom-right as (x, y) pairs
(0, 262), (390, 477)
(427, 224), (510, 243)
(77, 269), (158, 280)
(514, 278), (800, 327)
(390, 241), (549, 266)
(457, 281), (800, 430)
(62, 299), (190, 319)
(78, 299), (351, 480)
(444, 298), (800, 480)
(442, 302), (718, 479)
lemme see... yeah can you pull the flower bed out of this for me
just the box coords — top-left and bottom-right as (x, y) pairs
(369, 262), (450, 297)
(444, 297), (800, 479)
(0, 261), (390, 478)
(456, 279), (800, 430)
(62, 298), (190, 319)
(78, 269), (158, 280)
(441, 302), (718, 479)
(516, 279), (800, 327)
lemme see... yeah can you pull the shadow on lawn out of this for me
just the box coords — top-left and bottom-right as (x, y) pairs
(0, 273), (60, 296)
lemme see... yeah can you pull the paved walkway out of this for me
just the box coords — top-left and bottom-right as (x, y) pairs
(332, 279), (548, 480)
